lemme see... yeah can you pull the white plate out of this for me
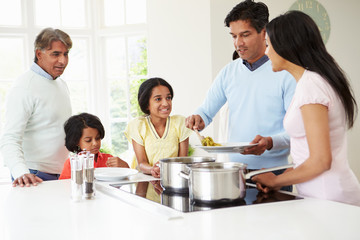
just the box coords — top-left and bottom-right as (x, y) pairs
(94, 168), (138, 181)
(195, 142), (259, 153)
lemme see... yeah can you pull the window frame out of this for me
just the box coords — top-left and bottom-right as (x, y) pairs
(0, 0), (148, 156)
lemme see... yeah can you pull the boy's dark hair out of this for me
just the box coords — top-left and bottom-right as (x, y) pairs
(138, 77), (174, 115)
(224, 0), (269, 33)
(64, 113), (105, 153)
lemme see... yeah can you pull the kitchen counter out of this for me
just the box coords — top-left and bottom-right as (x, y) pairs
(1, 173), (359, 240)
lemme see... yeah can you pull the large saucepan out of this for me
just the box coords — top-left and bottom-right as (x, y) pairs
(179, 162), (293, 203)
(159, 156), (216, 193)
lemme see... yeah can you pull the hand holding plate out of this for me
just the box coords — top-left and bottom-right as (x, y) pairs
(243, 135), (273, 155)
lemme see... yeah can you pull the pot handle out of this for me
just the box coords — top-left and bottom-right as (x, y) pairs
(178, 171), (190, 180)
(245, 164), (294, 180)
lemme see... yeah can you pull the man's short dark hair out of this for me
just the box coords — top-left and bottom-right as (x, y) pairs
(224, 0), (269, 33)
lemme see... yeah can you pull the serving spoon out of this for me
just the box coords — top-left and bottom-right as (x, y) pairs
(194, 129), (205, 143)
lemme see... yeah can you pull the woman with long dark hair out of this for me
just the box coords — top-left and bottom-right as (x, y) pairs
(252, 11), (360, 206)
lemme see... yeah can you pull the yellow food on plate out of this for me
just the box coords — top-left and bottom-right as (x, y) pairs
(201, 137), (222, 146)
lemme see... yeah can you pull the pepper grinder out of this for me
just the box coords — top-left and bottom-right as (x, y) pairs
(82, 151), (95, 199)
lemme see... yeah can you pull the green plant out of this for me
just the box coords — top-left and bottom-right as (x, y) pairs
(99, 143), (113, 154)
(188, 144), (195, 156)
(109, 38), (148, 156)
(129, 38), (147, 76)
(130, 78), (146, 117)
(129, 38), (147, 118)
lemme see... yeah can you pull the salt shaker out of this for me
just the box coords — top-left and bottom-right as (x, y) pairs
(83, 152), (95, 199)
(70, 153), (83, 202)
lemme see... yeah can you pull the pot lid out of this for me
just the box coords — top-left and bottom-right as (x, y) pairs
(160, 157), (216, 164)
(188, 162), (247, 172)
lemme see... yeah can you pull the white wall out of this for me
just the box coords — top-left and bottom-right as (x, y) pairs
(321, 0), (360, 181)
(147, 0), (360, 180)
(147, 0), (214, 145)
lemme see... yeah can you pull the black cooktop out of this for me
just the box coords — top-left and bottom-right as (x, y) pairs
(110, 180), (302, 213)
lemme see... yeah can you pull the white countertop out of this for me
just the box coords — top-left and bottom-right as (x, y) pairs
(1, 173), (359, 240)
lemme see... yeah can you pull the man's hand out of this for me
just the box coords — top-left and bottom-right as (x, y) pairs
(185, 114), (205, 131)
(242, 135), (273, 156)
(13, 173), (43, 187)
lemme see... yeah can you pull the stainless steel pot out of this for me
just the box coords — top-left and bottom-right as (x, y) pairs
(179, 162), (293, 203)
(190, 198), (246, 211)
(159, 156), (216, 193)
(161, 190), (191, 212)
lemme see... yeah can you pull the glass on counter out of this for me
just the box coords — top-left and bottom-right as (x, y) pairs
(70, 153), (83, 202)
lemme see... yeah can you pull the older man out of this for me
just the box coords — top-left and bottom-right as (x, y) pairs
(0, 28), (72, 187)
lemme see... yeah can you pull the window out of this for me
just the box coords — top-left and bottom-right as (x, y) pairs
(0, 0), (147, 169)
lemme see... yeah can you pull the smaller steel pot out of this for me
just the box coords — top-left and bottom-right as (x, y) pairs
(161, 190), (191, 212)
(160, 156), (216, 193)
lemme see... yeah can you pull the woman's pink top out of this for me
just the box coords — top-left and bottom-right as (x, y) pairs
(284, 70), (360, 206)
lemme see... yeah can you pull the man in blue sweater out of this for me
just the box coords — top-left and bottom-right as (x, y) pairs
(186, 0), (296, 185)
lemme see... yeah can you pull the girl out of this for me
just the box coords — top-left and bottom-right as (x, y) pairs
(59, 113), (129, 179)
(252, 11), (360, 206)
(124, 77), (192, 178)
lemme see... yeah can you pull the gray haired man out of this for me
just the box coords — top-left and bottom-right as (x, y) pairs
(0, 28), (73, 187)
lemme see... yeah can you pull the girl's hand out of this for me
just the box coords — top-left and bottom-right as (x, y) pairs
(150, 180), (163, 195)
(106, 157), (130, 168)
(150, 161), (160, 178)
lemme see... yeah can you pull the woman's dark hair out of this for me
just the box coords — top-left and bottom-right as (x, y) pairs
(64, 113), (105, 153)
(266, 11), (357, 128)
(224, 0), (269, 33)
(138, 77), (174, 115)
(232, 50), (239, 60)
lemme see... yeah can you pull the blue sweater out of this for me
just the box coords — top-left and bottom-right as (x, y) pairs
(195, 58), (296, 169)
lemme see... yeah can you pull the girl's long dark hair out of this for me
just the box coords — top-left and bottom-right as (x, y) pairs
(138, 77), (174, 115)
(266, 11), (357, 128)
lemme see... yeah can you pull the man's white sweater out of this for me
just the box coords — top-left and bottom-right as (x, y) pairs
(0, 68), (72, 179)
